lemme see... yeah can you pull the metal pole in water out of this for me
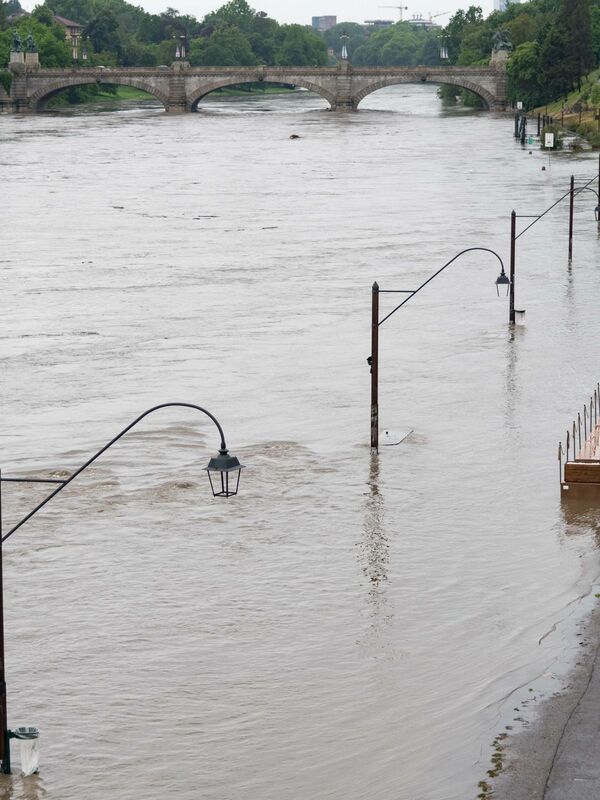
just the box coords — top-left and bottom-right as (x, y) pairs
(509, 211), (516, 324)
(0, 475), (9, 775)
(370, 282), (379, 453)
(568, 175), (575, 264)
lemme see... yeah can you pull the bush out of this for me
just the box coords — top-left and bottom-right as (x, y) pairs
(588, 131), (600, 148)
(0, 70), (11, 94)
(541, 123), (563, 149)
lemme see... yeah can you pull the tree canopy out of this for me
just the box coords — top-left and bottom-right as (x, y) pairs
(1, 0), (598, 109)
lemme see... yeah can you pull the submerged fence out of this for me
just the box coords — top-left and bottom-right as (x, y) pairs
(559, 383), (600, 484)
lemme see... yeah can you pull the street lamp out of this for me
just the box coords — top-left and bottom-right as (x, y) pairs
(340, 32), (349, 61)
(0, 401), (243, 773)
(173, 34), (186, 60)
(369, 247), (509, 452)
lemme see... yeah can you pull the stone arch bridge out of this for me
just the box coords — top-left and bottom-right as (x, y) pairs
(1, 60), (507, 114)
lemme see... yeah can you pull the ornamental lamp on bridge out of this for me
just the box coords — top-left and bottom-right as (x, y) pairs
(340, 32), (349, 61)
(205, 449), (244, 497)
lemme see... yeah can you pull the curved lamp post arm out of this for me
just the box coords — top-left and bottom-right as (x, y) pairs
(1, 402), (231, 542)
(378, 246), (507, 327)
(575, 186), (600, 203)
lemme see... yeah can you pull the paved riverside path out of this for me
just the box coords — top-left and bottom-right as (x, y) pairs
(544, 636), (600, 800)
(494, 601), (600, 800)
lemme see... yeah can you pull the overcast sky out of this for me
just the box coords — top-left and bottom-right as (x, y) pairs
(22, 0), (497, 25)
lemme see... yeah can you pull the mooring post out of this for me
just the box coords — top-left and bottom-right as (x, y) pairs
(514, 113), (519, 139)
(370, 282), (379, 453)
(537, 113), (540, 136)
(568, 174), (574, 264)
(509, 210), (516, 324)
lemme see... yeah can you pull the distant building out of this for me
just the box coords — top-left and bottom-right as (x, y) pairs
(493, 0), (517, 10)
(363, 19), (394, 29)
(312, 15), (337, 31)
(6, 9), (29, 21)
(53, 15), (83, 60)
(406, 14), (442, 29)
(6, 10), (83, 59)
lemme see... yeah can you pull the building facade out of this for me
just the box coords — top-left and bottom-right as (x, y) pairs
(311, 15), (337, 30)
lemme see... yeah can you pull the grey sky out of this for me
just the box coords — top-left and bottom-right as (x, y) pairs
(21, 0), (497, 26)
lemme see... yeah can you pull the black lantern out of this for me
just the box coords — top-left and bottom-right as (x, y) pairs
(206, 449), (244, 497)
(495, 269), (510, 296)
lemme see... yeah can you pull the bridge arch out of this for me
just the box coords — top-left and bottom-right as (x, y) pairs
(188, 77), (335, 111)
(354, 75), (495, 110)
(29, 77), (169, 111)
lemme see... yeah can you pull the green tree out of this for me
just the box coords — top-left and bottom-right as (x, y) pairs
(248, 12), (278, 63)
(0, 16), (71, 66)
(507, 40), (544, 107)
(456, 25), (491, 63)
(442, 6), (484, 64)
(85, 7), (119, 53)
(538, 0), (594, 94)
(538, 21), (573, 98)
(276, 24), (326, 66)
(592, 5), (600, 63)
(196, 25), (256, 65)
(322, 21), (366, 60)
(203, 0), (255, 33)
(565, 0), (595, 84)
(380, 28), (420, 65)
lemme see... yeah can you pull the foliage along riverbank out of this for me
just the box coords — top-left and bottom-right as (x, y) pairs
(1, 0), (598, 113)
(532, 68), (600, 147)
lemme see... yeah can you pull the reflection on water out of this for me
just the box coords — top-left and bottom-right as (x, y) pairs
(357, 455), (393, 660)
(0, 774), (47, 800)
(561, 488), (600, 543)
(1, 84), (600, 799)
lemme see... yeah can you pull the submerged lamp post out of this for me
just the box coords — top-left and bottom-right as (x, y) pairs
(0, 402), (243, 773)
(369, 248), (510, 452)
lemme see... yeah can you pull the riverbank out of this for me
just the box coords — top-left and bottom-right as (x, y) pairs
(533, 68), (600, 148)
(487, 593), (600, 799)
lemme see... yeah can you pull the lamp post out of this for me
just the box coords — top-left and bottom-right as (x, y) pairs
(369, 248), (509, 452)
(0, 402), (243, 774)
(514, 158), (600, 267)
(340, 32), (349, 61)
(173, 34), (186, 60)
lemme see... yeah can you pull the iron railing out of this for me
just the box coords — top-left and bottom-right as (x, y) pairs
(559, 383), (600, 482)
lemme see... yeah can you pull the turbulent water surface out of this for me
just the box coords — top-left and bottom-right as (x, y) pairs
(1, 86), (600, 800)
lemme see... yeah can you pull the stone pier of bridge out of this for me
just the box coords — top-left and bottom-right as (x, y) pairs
(0, 55), (508, 115)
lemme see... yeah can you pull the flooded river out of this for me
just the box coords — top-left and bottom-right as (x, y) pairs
(1, 86), (599, 799)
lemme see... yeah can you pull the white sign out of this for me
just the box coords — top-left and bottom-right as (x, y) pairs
(516, 101), (523, 110)
(545, 132), (555, 148)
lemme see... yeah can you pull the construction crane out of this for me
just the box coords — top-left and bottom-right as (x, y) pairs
(379, 5), (409, 22)
(428, 10), (450, 21)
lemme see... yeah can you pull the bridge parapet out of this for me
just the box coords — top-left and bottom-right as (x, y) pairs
(0, 59), (507, 114)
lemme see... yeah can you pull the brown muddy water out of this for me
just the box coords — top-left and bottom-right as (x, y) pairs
(1, 85), (599, 799)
